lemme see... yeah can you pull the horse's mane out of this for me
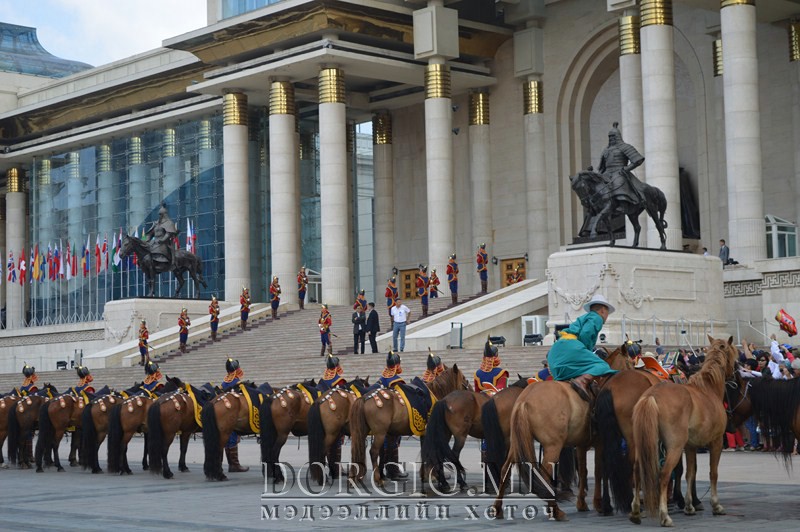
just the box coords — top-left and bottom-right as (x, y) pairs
(687, 338), (734, 398)
(427, 364), (467, 398)
(748, 376), (800, 467)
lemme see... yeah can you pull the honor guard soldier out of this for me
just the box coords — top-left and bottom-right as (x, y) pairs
(269, 276), (281, 320)
(379, 351), (407, 480)
(429, 269), (441, 299)
(353, 289), (367, 312)
(138, 319), (149, 366)
(474, 337), (508, 392)
(73, 366), (96, 396)
(385, 276), (398, 319)
(446, 254), (459, 305)
(321, 355), (346, 390)
(221, 358), (249, 472)
(20, 364), (39, 395)
(508, 267), (524, 285)
(421, 350), (444, 384)
(209, 296), (220, 342)
(477, 243), (489, 294)
(297, 266), (308, 310)
(142, 360), (163, 393)
(178, 308), (191, 353)
(319, 304), (333, 357)
(416, 265), (430, 318)
(240, 286), (251, 331)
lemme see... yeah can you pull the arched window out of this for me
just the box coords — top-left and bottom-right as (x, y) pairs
(765, 215), (797, 259)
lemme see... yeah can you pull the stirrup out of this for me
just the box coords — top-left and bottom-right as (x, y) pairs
(569, 379), (591, 402)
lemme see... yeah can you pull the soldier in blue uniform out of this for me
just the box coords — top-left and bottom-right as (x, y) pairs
(421, 351), (444, 384)
(221, 358), (249, 472)
(474, 338), (509, 392)
(320, 355), (346, 390)
(19, 364), (39, 395)
(73, 366), (96, 397)
(142, 360), (163, 393)
(378, 351), (407, 479)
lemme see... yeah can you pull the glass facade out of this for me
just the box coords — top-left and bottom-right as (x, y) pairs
(221, 0), (286, 19)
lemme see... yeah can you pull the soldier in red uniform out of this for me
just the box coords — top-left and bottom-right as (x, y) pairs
(138, 319), (149, 366)
(416, 265), (430, 318)
(240, 286), (251, 331)
(297, 266), (308, 310)
(477, 243), (489, 294)
(270, 276), (282, 320)
(19, 364), (39, 395)
(209, 295), (220, 341)
(385, 276), (398, 320)
(321, 355), (346, 390)
(446, 253), (459, 306)
(429, 269), (441, 300)
(474, 338), (509, 392)
(353, 289), (367, 312)
(178, 307), (191, 353)
(319, 304), (333, 357)
(421, 351), (444, 384)
(508, 267), (524, 285)
(222, 359), (249, 472)
(73, 366), (96, 397)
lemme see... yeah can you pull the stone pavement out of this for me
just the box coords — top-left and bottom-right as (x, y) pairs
(1, 436), (798, 530)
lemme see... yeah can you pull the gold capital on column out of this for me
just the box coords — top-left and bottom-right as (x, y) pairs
(790, 22), (800, 62)
(38, 159), (52, 186)
(469, 91), (490, 126)
(372, 113), (392, 145)
(198, 120), (212, 150)
(425, 63), (451, 99)
(619, 16), (641, 55)
(269, 81), (296, 115)
(223, 92), (248, 126)
(523, 80), (542, 115)
(97, 144), (112, 172)
(6, 168), (22, 193)
(712, 39), (724, 76)
(163, 129), (176, 158)
(319, 68), (345, 104)
(641, 0), (673, 27)
(129, 137), (142, 165)
(721, 0), (755, 7)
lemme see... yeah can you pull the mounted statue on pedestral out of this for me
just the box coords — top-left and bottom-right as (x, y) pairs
(569, 122), (668, 250)
(119, 203), (208, 298)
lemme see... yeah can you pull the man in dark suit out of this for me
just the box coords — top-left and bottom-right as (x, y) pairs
(366, 302), (380, 354)
(352, 308), (366, 354)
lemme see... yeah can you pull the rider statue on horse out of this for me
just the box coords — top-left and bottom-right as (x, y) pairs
(598, 122), (645, 206)
(145, 204), (179, 269)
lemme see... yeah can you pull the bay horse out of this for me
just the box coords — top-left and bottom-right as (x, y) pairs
(202, 381), (274, 481)
(147, 380), (216, 479)
(119, 234), (207, 298)
(492, 346), (630, 520)
(79, 383), (143, 474)
(259, 379), (320, 483)
(0, 394), (24, 468)
(307, 377), (372, 485)
(570, 169), (668, 250)
(630, 336), (738, 527)
(7, 384), (59, 468)
(106, 393), (156, 474)
(349, 364), (469, 488)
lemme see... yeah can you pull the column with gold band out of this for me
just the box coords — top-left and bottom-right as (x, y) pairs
(721, 0), (765, 262)
(711, 34), (729, 245)
(469, 90), (492, 266)
(269, 81), (300, 291)
(5, 168), (27, 328)
(97, 146), (120, 258)
(318, 67), (352, 305)
(372, 112), (395, 299)
(0, 191), (5, 312)
(127, 136), (150, 240)
(790, 23), (800, 226)
(66, 152), (84, 253)
(522, 78), (547, 280)
(162, 129), (183, 217)
(640, 0), (682, 249)
(424, 61), (455, 284)
(222, 92), (252, 299)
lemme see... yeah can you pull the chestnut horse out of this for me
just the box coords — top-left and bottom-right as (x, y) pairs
(349, 364), (469, 488)
(306, 377), (372, 485)
(630, 336), (738, 527)
(492, 346), (630, 520)
(106, 394), (156, 474)
(80, 385), (142, 474)
(7, 384), (59, 468)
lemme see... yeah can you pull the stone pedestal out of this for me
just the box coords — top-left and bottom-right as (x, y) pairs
(102, 298), (225, 344)
(546, 247), (726, 345)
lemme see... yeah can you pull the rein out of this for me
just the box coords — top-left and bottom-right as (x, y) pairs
(724, 376), (750, 419)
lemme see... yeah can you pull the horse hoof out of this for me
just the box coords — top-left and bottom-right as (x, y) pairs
(712, 505), (725, 516)
(143, 465), (149, 471)
(36, 467), (43, 473)
(684, 507), (696, 516)
(164, 472), (174, 480)
(57, 467), (65, 473)
(695, 502), (704, 511)
(180, 467), (190, 473)
(92, 468), (103, 474)
(70, 461), (79, 467)
(629, 514), (641, 525)
(219, 474), (228, 482)
(576, 501), (589, 512)
(660, 516), (674, 527)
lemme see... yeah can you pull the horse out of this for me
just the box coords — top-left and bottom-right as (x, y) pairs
(349, 364), (470, 488)
(147, 379), (216, 479)
(34, 385), (112, 473)
(6, 384), (59, 468)
(492, 346), (630, 520)
(259, 379), (321, 483)
(202, 381), (274, 481)
(106, 394), (156, 474)
(630, 336), (738, 527)
(307, 377), (372, 485)
(570, 169), (668, 250)
(0, 394), (25, 468)
(119, 234), (207, 298)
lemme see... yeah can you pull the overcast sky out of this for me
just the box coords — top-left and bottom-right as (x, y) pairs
(5, 0), (207, 67)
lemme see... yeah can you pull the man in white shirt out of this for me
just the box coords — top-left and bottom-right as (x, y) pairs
(768, 334), (787, 379)
(390, 298), (411, 352)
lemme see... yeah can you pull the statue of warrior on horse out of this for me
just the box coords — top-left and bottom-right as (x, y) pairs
(570, 122), (668, 250)
(119, 203), (208, 298)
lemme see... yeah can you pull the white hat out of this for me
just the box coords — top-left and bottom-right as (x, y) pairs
(642, 351), (657, 359)
(583, 294), (615, 314)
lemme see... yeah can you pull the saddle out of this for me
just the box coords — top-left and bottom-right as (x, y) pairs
(636, 357), (686, 383)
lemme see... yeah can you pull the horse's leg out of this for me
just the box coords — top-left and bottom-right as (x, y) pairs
(163, 430), (178, 479)
(658, 446), (684, 527)
(576, 445), (589, 512)
(370, 433), (386, 489)
(53, 430), (65, 472)
(452, 434), (468, 491)
(174, 271), (184, 297)
(491, 455), (515, 518)
(708, 439), (725, 515)
(178, 431), (192, 473)
(683, 447), (698, 516)
(69, 429), (80, 467)
(629, 212), (642, 248)
(272, 433), (290, 484)
(142, 432), (149, 471)
(539, 445), (568, 521)
(671, 455), (685, 509)
(630, 451), (642, 524)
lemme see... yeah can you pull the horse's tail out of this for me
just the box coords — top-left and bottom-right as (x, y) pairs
(35, 402), (53, 470)
(481, 398), (505, 492)
(595, 387), (632, 513)
(633, 396), (661, 518)
(201, 401), (223, 480)
(508, 400), (552, 499)
(557, 446), (577, 492)
(80, 402), (97, 470)
(307, 401), (326, 485)
(106, 403), (124, 473)
(348, 398), (368, 479)
(258, 396), (278, 478)
(7, 402), (21, 464)
(147, 400), (164, 475)
(421, 399), (464, 478)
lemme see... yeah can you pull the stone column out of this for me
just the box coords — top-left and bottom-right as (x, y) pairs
(640, 0), (681, 249)
(372, 112), (395, 299)
(523, 79), (547, 282)
(36, 160), (54, 310)
(97, 145), (121, 236)
(269, 81), (299, 293)
(721, 0), (764, 263)
(318, 67), (352, 305)
(66, 153), (83, 256)
(222, 92), (251, 300)
(425, 61), (455, 281)
(347, 122), (356, 290)
(5, 168), (27, 329)
(162, 130), (184, 218)
(127, 137), (151, 232)
(790, 23), (800, 230)
(0, 197), (5, 313)
(619, 13), (647, 247)
(469, 90), (492, 289)
(712, 37), (728, 246)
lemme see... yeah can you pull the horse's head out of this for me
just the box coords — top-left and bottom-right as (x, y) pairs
(569, 169), (604, 202)
(348, 376), (370, 393)
(119, 233), (135, 257)
(706, 334), (739, 378)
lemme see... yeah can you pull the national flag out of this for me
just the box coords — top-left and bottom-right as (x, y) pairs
(66, 242), (73, 280)
(55, 242), (63, 279)
(102, 234), (108, 271)
(45, 243), (52, 282)
(81, 237), (88, 277)
(112, 231), (122, 273)
(72, 247), (78, 279)
(31, 245), (40, 282)
(191, 220), (197, 254)
(132, 227), (139, 266)
(7, 251), (15, 283)
(95, 234), (101, 274)
(19, 249), (26, 285)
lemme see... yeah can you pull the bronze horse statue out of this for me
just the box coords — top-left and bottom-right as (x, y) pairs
(570, 169), (668, 250)
(119, 234), (207, 298)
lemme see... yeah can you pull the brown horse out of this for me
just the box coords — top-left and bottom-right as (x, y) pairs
(307, 377), (371, 485)
(106, 394), (155, 474)
(349, 364), (469, 488)
(7, 385), (59, 468)
(202, 381), (273, 481)
(492, 346), (630, 520)
(0, 395), (24, 467)
(630, 336), (738, 527)
(80, 393), (127, 473)
(147, 381), (216, 479)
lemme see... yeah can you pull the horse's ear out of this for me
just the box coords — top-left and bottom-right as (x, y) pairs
(727, 336), (734, 346)
(452, 363), (458, 372)
(707, 333), (714, 344)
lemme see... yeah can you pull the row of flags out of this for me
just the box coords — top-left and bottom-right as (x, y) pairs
(1, 220), (198, 285)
